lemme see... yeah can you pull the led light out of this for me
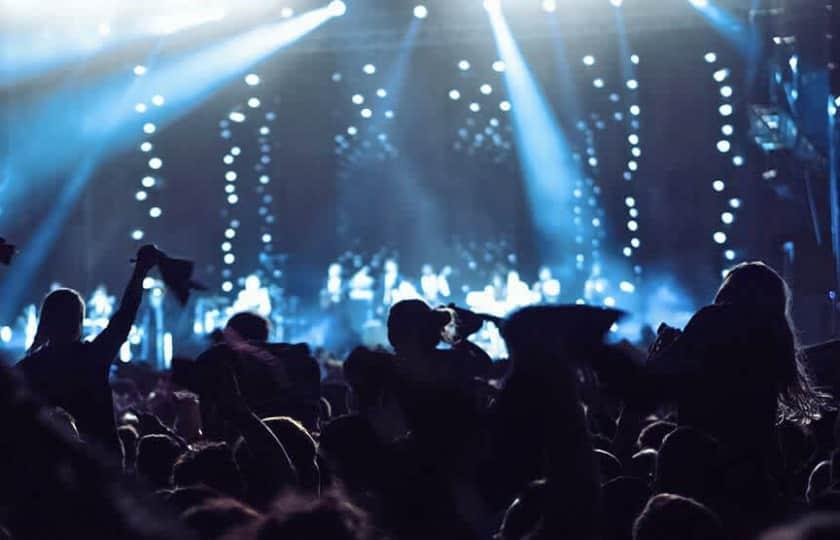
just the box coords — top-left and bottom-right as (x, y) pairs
(713, 231), (727, 244)
(413, 4), (428, 18)
(149, 207), (162, 218)
(245, 73), (260, 86)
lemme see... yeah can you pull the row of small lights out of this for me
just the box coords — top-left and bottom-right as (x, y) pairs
(218, 73), (279, 293)
(577, 53), (640, 307)
(450, 59), (514, 161)
(131, 63), (166, 243)
(333, 64), (398, 164)
(704, 51), (743, 274)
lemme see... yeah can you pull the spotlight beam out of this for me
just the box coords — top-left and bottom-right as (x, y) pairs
(486, 5), (580, 268)
(1, 5), (339, 226)
(0, 5), (341, 318)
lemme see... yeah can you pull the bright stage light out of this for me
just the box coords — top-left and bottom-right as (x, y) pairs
(327, 1), (347, 17)
(483, 0), (501, 12)
(690, 0), (709, 7)
(593, 78), (604, 88)
(713, 180), (725, 191)
(149, 207), (162, 218)
(629, 105), (640, 116)
(414, 5), (428, 18)
(361, 108), (372, 118)
(225, 171), (237, 181)
(582, 55), (595, 66)
(724, 249), (736, 261)
(148, 157), (162, 169)
(135, 103), (147, 113)
(721, 212), (734, 224)
(352, 94), (364, 104)
(718, 104), (733, 116)
(704, 52), (717, 63)
(458, 60), (471, 71)
(626, 79), (638, 90)
(376, 88), (387, 98)
(610, 0), (623, 6)
(713, 231), (727, 244)
(449, 89), (461, 100)
(248, 97), (261, 108)
(716, 140), (731, 152)
(713, 68), (729, 82)
(625, 196), (635, 207)
(134, 65), (147, 76)
(143, 122), (156, 134)
(729, 198), (741, 208)
(470, 103), (481, 112)
(135, 190), (147, 201)
(151, 95), (165, 106)
(499, 100), (511, 111)
(229, 111), (246, 122)
(492, 60), (506, 72)
(721, 124), (733, 136)
(541, 0), (557, 12)
(131, 229), (144, 241)
(732, 155), (744, 166)
(140, 142), (153, 152)
(363, 64), (376, 75)
(245, 73), (261, 86)
(281, 7), (295, 18)
(141, 176), (155, 187)
(720, 85), (732, 97)
(480, 84), (493, 95)
(630, 54), (639, 65)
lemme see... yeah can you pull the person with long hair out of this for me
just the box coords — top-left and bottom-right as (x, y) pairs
(646, 261), (826, 453)
(17, 245), (161, 455)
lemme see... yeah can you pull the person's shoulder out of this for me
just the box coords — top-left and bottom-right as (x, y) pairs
(196, 343), (233, 363)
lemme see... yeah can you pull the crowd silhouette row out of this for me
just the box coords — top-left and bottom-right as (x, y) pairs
(2, 243), (840, 539)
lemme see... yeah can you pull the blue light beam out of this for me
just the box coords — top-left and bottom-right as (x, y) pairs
(486, 4), (580, 267)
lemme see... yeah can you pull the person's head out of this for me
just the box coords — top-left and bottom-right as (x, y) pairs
(387, 300), (449, 355)
(655, 427), (719, 500)
(136, 434), (185, 489)
(319, 414), (383, 493)
(716, 261), (825, 424)
(595, 449), (623, 484)
(226, 312), (270, 343)
(633, 493), (724, 540)
(715, 261), (789, 315)
(30, 288), (85, 351)
(173, 442), (244, 500)
(637, 421), (677, 451)
(236, 416), (319, 493)
(117, 424), (139, 471)
(227, 490), (373, 540)
(807, 461), (833, 504)
(41, 406), (80, 441)
(182, 498), (260, 540)
(630, 449), (658, 485)
(343, 347), (394, 411)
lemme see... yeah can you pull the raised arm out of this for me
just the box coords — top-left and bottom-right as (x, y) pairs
(91, 245), (159, 365)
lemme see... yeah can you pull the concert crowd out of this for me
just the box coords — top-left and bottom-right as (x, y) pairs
(2, 243), (840, 539)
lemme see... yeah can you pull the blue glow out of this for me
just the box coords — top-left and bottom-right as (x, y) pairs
(0, 158), (97, 321)
(486, 7), (581, 266)
(689, 1), (758, 60)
